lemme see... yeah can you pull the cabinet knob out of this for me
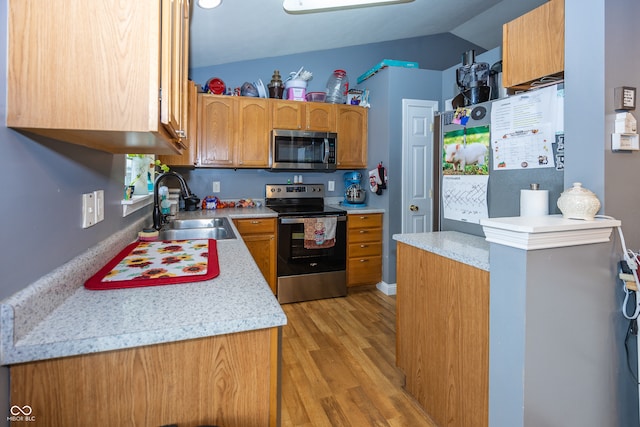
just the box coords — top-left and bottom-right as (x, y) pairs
(359, 259), (368, 263)
(359, 230), (368, 234)
(360, 244), (367, 248)
(251, 221), (260, 224)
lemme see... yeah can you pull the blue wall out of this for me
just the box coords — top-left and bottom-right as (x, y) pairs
(190, 33), (484, 94)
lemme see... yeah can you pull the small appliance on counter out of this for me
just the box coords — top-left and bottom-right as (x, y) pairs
(343, 171), (366, 207)
(453, 49), (491, 108)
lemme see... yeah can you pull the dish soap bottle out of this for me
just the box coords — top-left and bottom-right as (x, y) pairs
(159, 186), (171, 215)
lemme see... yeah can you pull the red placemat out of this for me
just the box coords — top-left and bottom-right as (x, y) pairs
(85, 239), (220, 290)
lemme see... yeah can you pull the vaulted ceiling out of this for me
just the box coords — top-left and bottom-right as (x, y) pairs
(189, 0), (547, 68)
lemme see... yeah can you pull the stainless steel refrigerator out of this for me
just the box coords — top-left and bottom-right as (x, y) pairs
(433, 89), (565, 237)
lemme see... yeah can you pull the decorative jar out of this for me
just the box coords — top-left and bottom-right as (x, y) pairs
(556, 182), (601, 220)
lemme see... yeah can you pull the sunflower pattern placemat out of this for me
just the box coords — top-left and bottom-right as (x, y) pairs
(85, 239), (219, 290)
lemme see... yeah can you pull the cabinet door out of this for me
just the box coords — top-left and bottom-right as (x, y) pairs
(242, 234), (277, 294)
(306, 103), (336, 131)
(236, 98), (271, 167)
(158, 81), (199, 167)
(7, 0), (183, 154)
(336, 105), (368, 169)
(272, 100), (305, 129)
(160, 0), (188, 142)
(502, 0), (564, 89)
(233, 218), (277, 294)
(198, 95), (235, 166)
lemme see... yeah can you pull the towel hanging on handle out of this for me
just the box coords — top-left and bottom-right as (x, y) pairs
(303, 217), (336, 249)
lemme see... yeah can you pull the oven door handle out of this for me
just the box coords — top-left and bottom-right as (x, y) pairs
(280, 215), (347, 224)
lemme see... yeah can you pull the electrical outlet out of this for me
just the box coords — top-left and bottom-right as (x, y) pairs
(328, 180), (335, 192)
(82, 193), (96, 228)
(212, 181), (221, 193)
(94, 190), (104, 223)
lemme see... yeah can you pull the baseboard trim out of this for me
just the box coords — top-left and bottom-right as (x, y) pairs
(376, 281), (397, 296)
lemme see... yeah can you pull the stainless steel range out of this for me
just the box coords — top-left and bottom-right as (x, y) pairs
(265, 184), (347, 304)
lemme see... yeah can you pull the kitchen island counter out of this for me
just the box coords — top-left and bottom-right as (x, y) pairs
(1, 208), (284, 365)
(393, 230), (489, 271)
(393, 230), (490, 427)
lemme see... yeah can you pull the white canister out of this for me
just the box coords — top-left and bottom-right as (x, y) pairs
(557, 182), (601, 220)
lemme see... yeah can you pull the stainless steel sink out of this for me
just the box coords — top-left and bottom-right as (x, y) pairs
(168, 218), (227, 229)
(157, 217), (236, 240)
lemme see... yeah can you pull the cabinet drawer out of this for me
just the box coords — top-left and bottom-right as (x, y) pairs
(349, 241), (382, 258)
(348, 256), (382, 286)
(233, 218), (276, 234)
(348, 213), (382, 229)
(348, 227), (382, 244)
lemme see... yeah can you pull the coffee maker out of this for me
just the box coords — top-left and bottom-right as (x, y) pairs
(343, 172), (366, 207)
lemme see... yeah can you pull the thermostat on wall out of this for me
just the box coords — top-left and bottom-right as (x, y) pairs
(614, 86), (636, 110)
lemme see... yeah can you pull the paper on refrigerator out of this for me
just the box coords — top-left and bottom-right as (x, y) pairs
(441, 175), (489, 224)
(490, 85), (561, 170)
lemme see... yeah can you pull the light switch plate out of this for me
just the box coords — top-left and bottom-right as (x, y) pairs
(82, 193), (96, 228)
(328, 180), (335, 191)
(94, 190), (104, 223)
(212, 181), (221, 193)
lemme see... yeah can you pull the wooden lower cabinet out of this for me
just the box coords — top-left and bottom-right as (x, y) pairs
(233, 218), (277, 294)
(347, 213), (382, 287)
(396, 242), (489, 427)
(10, 328), (281, 427)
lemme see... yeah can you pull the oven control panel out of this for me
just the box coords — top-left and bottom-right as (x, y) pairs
(266, 184), (325, 198)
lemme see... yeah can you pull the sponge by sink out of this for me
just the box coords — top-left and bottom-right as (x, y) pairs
(138, 228), (159, 242)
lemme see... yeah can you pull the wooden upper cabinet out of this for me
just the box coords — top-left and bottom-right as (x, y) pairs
(502, 0), (564, 90)
(336, 105), (368, 169)
(6, 0), (190, 155)
(198, 95), (235, 167)
(271, 100), (336, 132)
(161, 0), (190, 145)
(236, 98), (271, 167)
(158, 81), (199, 167)
(307, 103), (337, 132)
(198, 95), (270, 168)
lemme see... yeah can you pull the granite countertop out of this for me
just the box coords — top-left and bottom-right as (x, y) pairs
(0, 208), (284, 365)
(326, 203), (385, 215)
(393, 231), (490, 271)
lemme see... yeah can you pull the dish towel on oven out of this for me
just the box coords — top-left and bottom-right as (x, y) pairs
(304, 217), (337, 249)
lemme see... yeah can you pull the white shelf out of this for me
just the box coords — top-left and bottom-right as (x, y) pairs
(121, 194), (153, 217)
(480, 214), (621, 250)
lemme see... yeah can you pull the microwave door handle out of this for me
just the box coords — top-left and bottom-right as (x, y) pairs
(323, 138), (330, 163)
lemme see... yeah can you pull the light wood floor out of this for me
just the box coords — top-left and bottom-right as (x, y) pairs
(280, 287), (437, 427)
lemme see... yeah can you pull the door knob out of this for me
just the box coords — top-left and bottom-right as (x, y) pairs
(410, 204), (419, 212)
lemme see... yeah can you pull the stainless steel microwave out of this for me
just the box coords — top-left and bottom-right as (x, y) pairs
(270, 129), (337, 170)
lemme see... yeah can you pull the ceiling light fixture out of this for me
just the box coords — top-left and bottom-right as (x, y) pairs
(283, 0), (413, 14)
(198, 0), (222, 9)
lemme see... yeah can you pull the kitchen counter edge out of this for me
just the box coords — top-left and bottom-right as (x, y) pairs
(0, 208), (284, 365)
(393, 231), (490, 271)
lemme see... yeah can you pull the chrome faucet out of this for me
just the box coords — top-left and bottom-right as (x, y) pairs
(152, 171), (198, 230)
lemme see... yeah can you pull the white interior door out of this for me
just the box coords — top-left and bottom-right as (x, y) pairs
(401, 99), (437, 234)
